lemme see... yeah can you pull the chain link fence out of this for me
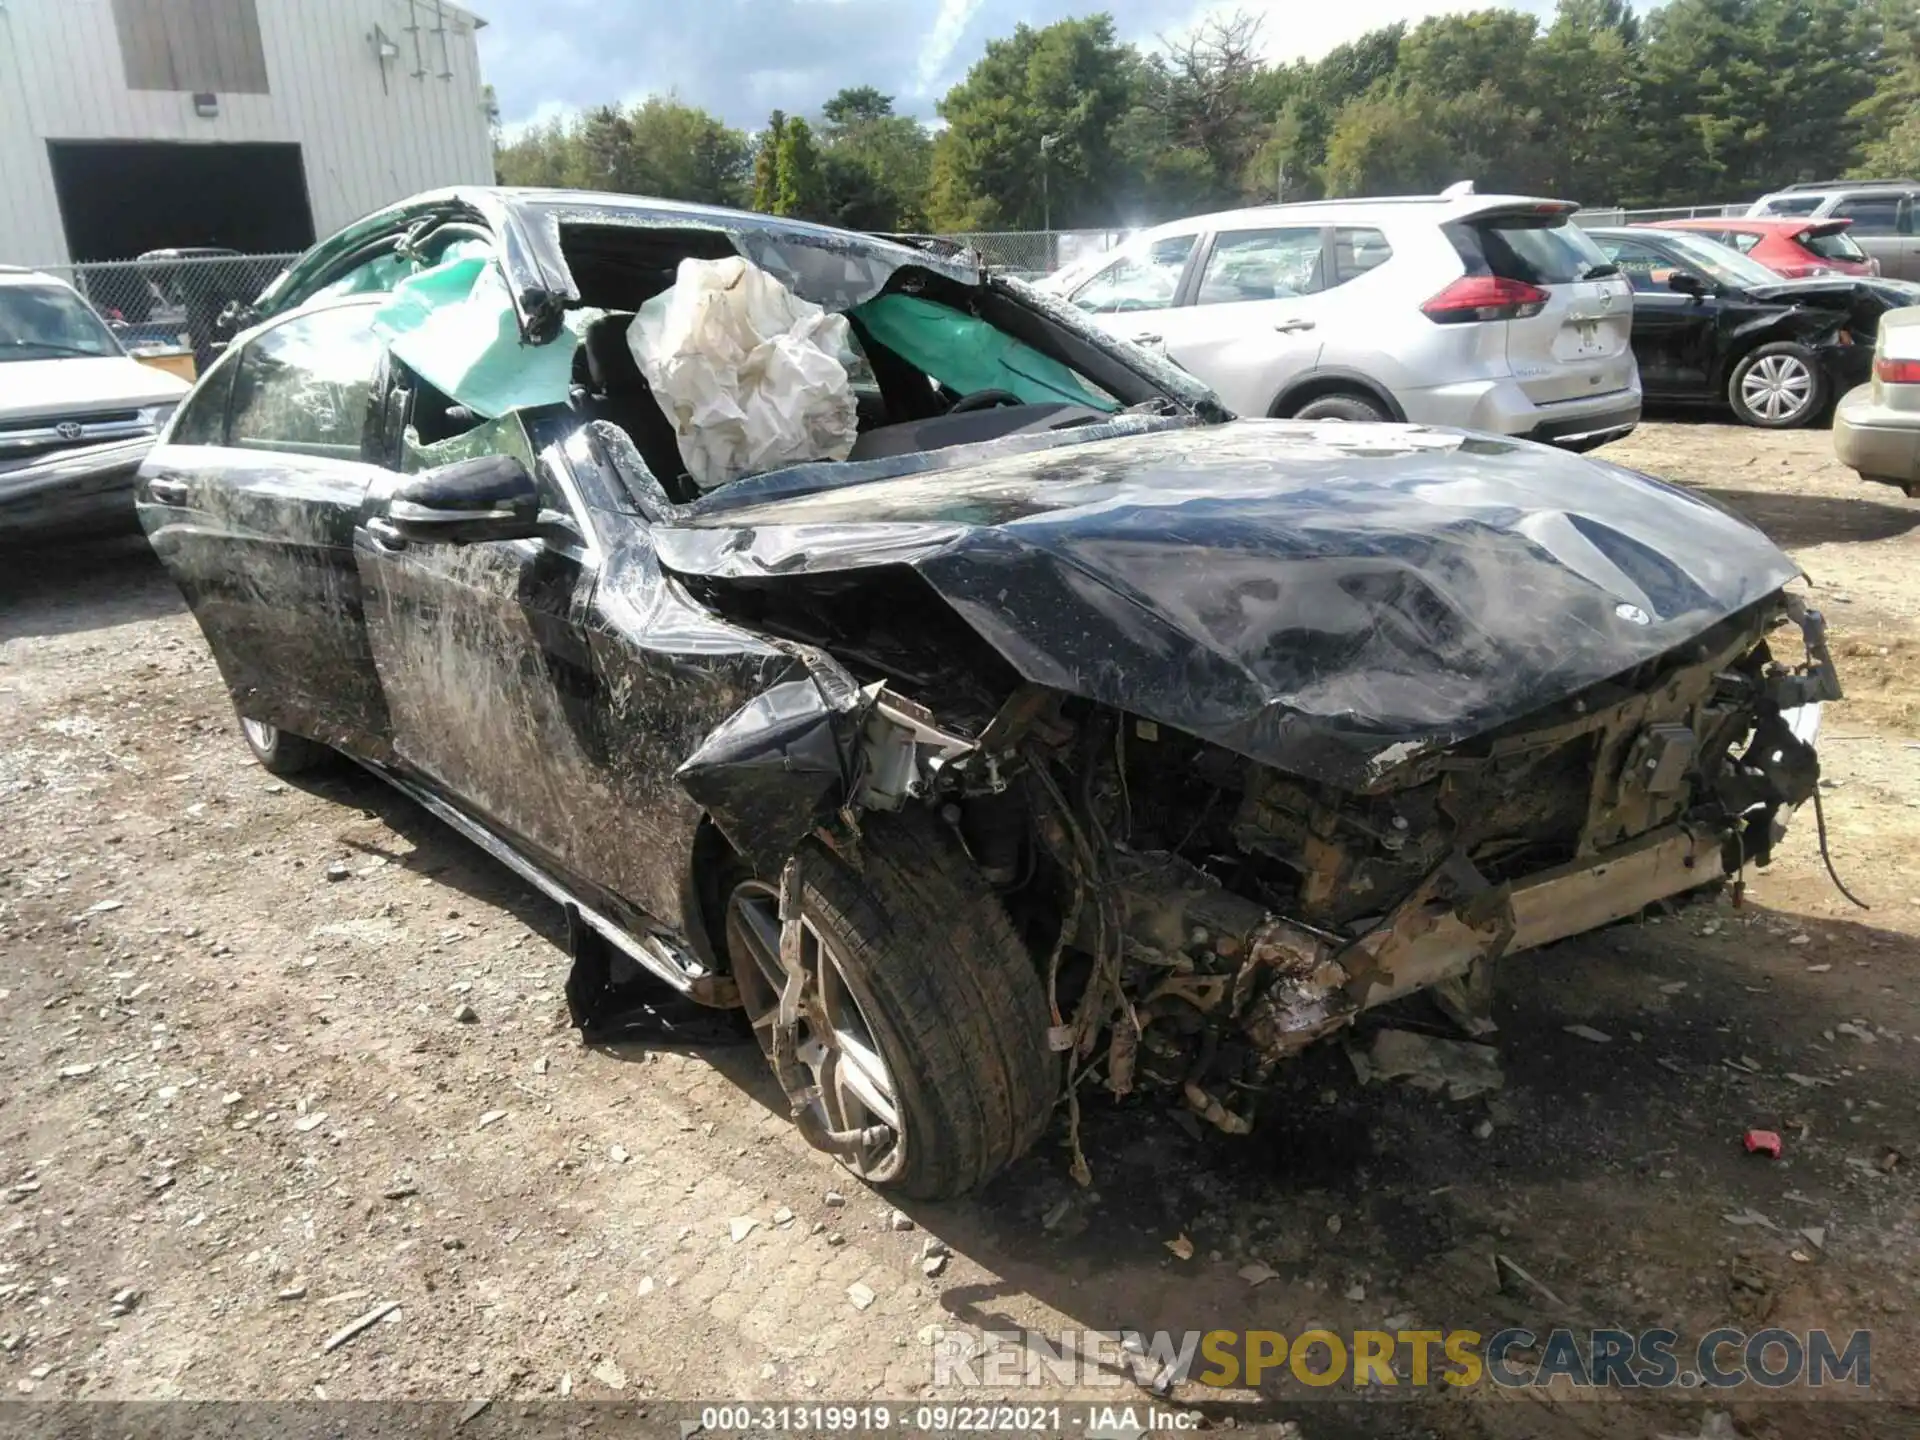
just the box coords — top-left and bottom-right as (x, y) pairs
(1575, 203), (1751, 227)
(33, 252), (299, 372)
(939, 230), (1129, 278)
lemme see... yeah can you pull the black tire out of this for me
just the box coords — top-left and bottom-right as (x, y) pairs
(722, 811), (1058, 1199)
(1290, 393), (1389, 423)
(1728, 342), (1828, 429)
(237, 713), (330, 777)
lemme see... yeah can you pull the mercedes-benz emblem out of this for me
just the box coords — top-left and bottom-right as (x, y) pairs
(55, 421), (84, 441)
(1615, 602), (1652, 626)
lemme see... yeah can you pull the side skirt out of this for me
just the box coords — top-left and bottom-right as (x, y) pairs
(358, 760), (739, 1011)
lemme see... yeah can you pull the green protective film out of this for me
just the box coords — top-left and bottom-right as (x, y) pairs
(850, 293), (1118, 412)
(371, 250), (594, 420)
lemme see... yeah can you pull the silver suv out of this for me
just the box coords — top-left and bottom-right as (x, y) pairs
(1747, 181), (1918, 280)
(1048, 192), (1640, 449)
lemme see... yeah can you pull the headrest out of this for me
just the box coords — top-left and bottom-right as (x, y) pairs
(583, 311), (643, 392)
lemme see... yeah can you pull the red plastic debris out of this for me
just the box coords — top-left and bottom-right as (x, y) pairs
(1744, 1129), (1783, 1158)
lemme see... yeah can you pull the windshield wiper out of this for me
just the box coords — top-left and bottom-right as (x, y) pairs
(1, 342), (110, 359)
(1579, 261), (1621, 280)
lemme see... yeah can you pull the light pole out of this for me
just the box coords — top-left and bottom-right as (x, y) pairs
(1039, 132), (1062, 242)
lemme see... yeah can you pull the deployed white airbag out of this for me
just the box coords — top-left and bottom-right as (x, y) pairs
(629, 256), (858, 490)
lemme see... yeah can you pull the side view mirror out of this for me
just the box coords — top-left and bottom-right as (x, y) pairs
(383, 453), (541, 545)
(1666, 271), (1708, 297)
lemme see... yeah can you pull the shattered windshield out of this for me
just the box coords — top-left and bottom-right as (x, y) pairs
(0, 284), (122, 362)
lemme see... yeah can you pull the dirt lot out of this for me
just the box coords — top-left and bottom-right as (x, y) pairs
(2, 420), (1918, 1438)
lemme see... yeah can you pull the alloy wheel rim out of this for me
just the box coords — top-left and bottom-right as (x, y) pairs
(1741, 354), (1814, 422)
(240, 717), (277, 751)
(726, 882), (906, 1182)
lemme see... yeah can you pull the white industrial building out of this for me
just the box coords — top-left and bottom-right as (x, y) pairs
(0, 0), (496, 266)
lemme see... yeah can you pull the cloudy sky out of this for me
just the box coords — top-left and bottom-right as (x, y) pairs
(475, 0), (1560, 135)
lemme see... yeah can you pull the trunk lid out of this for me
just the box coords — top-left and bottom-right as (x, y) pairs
(1445, 205), (1636, 405)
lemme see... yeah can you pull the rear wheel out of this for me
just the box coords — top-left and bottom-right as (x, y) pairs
(1729, 343), (1828, 428)
(721, 811), (1057, 1199)
(237, 714), (330, 776)
(1290, 393), (1388, 423)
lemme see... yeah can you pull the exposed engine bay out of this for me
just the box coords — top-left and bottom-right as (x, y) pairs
(682, 589), (1841, 1156)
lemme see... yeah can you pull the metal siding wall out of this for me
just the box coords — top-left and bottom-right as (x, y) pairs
(1, 0), (494, 266)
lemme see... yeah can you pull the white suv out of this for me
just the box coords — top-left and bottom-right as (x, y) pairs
(0, 266), (189, 538)
(1048, 192), (1640, 449)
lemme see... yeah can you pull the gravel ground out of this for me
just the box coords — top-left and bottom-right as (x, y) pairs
(1, 419), (1917, 1438)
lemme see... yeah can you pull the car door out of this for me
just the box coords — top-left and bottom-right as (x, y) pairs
(1592, 236), (1717, 398)
(352, 379), (604, 881)
(1065, 232), (1199, 347)
(1144, 226), (1330, 417)
(138, 300), (395, 757)
(1829, 193), (1916, 281)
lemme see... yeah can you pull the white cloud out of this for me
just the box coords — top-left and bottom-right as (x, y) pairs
(916, 0), (987, 97)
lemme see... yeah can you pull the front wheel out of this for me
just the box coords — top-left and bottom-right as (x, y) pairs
(722, 812), (1058, 1199)
(237, 713), (330, 776)
(1291, 393), (1388, 423)
(1729, 343), (1828, 428)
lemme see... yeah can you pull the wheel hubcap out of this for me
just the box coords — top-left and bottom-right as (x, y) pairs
(1741, 355), (1813, 422)
(726, 882), (905, 1182)
(240, 717), (277, 751)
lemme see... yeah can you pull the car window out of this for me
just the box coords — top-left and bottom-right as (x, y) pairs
(1756, 196), (1822, 217)
(1332, 228), (1393, 286)
(1727, 232), (1761, 253)
(1070, 235), (1195, 314)
(167, 358), (238, 446)
(1801, 228), (1867, 262)
(1592, 237), (1683, 293)
(1655, 229), (1785, 288)
(1456, 216), (1613, 286)
(227, 304), (385, 460)
(1196, 228), (1324, 305)
(1831, 195), (1906, 235)
(0, 282), (123, 361)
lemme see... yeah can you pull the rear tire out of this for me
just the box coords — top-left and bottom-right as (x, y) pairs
(1728, 342), (1828, 428)
(1290, 393), (1389, 423)
(237, 714), (330, 777)
(721, 811), (1058, 1199)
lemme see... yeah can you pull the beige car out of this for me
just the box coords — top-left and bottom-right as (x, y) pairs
(1834, 305), (1920, 496)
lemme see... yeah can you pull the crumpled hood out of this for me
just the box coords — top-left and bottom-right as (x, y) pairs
(652, 420), (1800, 788)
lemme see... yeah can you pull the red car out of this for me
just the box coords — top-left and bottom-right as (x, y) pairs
(1650, 217), (1878, 279)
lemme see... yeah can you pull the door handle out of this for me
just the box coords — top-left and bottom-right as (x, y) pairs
(1273, 319), (1317, 334)
(364, 516), (409, 553)
(146, 477), (188, 505)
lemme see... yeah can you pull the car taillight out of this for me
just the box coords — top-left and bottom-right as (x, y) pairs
(1876, 357), (1920, 384)
(1422, 275), (1548, 323)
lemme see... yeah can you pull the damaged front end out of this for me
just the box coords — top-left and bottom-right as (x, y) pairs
(679, 586), (1841, 1147)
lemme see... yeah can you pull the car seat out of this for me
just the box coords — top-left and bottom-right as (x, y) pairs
(577, 312), (697, 502)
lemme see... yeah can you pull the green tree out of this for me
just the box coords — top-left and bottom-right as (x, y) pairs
(816, 87), (934, 229)
(494, 98), (750, 205)
(1533, 0), (1645, 203)
(1853, 0), (1920, 176)
(1637, 0), (1880, 202)
(1246, 23), (1405, 200)
(775, 115), (825, 218)
(751, 111), (786, 214)
(927, 14), (1138, 230)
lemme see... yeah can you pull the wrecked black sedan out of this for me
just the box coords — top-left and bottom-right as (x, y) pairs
(138, 188), (1841, 1198)
(1587, 225), (1904, 429)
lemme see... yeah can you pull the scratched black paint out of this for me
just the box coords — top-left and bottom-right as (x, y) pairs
(655, 420), (1801, 789)
(143, 185), (1809, 1002)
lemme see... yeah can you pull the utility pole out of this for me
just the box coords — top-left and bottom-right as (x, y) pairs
(1040, 133), (1062, 243)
